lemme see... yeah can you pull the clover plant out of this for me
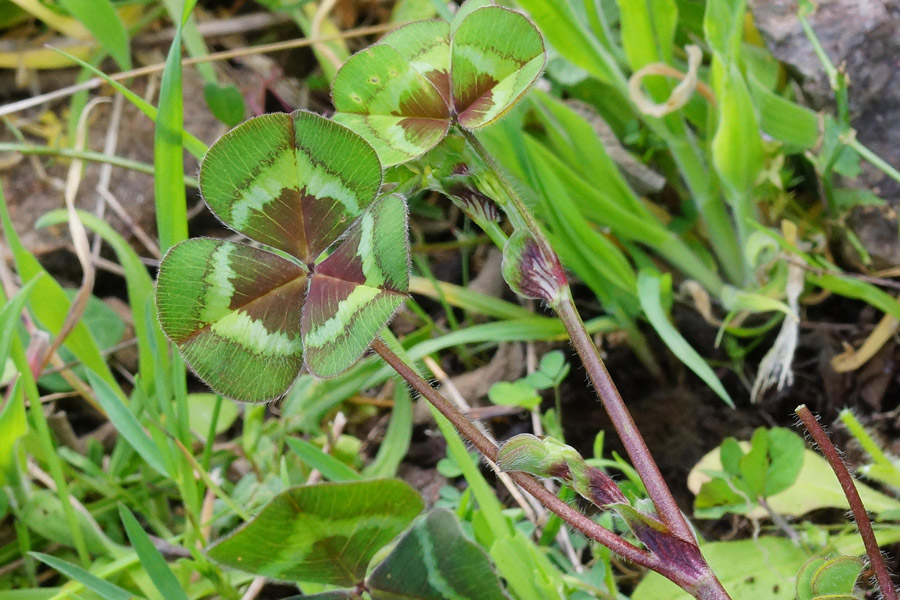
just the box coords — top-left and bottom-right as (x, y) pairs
(156, 111), (409, 401)
(154, 3), (739, 598)
(330, 0), (545, 166)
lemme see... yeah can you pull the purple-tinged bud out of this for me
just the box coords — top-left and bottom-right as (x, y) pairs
(446, 182), (502, 223)
(569, 461), (629, 507)
(615, 504), (708, 582)
(501, 230), (568, 305)
(497, 434), (575, 479)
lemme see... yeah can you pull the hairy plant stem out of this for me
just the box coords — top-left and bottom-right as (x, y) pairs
(371, 338), (730, 599)
(795, 405), (899, 600)
(462, 126), (696, 543)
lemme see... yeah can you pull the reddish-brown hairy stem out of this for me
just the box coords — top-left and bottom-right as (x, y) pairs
(795, 405), (898, 600)
(371, 338), (730, 599)
(462, 127), (695, 543)
(555, 293), (696, 543)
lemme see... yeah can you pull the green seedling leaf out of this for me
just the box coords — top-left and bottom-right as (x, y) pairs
(488, 381), (541, 410)
(207, 480), (423, 585)
(204, 82), (246, 127)
(187, 393), (239, 439)
(332, 1), (546, 166)
(157, 111), (409, 399)
(764, 427), (805, 496)
(797, 557), (828, 600)
(811, 556), (863, 596)
(367, 509), (508, 599)
(23, 490), (118, 555)
(30, 552), (133, 600)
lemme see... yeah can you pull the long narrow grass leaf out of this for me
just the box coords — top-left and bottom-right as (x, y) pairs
(118, 506), (189, 600)
(48, 48), (208, 159)
(286, 438), (363, 483)
(363, 385), (412, 478)
(154, 30), (188, 252)
(36, 209), (166, 390)
(30, 553), (133, 600)
(638, 271), (734, 407)
(0, 186), (122, 396)
(56, 0), (131, 70)
(87, 371), (169, 477)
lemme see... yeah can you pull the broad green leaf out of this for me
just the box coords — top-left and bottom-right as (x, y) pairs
(187, 393), (239, 439)
(30, 552), (133, 600)
(764, 427), (805, 496)
(157, 238), (307, 402)
(302, 194), (410, 378)
(22, 490), (118, 555)
(797, 557), (827, 600)
(200, 111), (382, 262)
(206, 480), (424, 586)
(488, 381), (540, 410)
(450, 6), (545, 129)
(333, 42), (451, 167)
(204, 82), (245, 127)
(368, 509), (508, 600)
(689, 446), (900, 519)
(811, 556), (863, 596)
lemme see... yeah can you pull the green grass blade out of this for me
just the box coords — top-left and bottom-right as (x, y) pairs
(87, 371), (169, 477)
(57, 0), (131, 71)
(410, 275), (537, 320)
(0, 185), (123, 397)
(36, 209), (165, 390)
(363, 384), (412, 478)
(638, 270), (734, 407)
(161, 0), (215, 83)
(286, 438), (363, 482)
(0, 379), (26, 486)
(0, 276), (42, 371)
(49, 48), (208, 159)
(118, 506), (189, 600)
(29, 553), (133, 600)
(154, 29), (188, 252)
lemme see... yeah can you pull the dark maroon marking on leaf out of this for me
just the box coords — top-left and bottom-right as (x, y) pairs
(394, 85), (451, 120)
(397, 117), (450, 147)
(299, 188), (356, 261)
(302, 274), (404, 342)
(547, 462), (571, 480)
(234, 277), (307, 339)
(241, 187), (311, 262)
(586, 468), (628, 507)
(426, 69), (452, 106)
(453, 73), (498, 119)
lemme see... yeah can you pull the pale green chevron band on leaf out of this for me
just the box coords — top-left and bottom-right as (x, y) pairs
(451, 5), (546, 130)
(301, 194), (410, 377)
(200, 111), (381, 262)
(303, 285), (382, 348)
(156, 238), (308, 402)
